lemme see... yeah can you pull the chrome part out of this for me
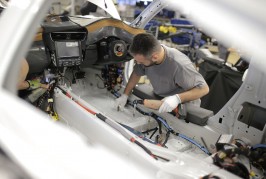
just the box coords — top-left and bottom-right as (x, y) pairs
(130, 0), (167, 28)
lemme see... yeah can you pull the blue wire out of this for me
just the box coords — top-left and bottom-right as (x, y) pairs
(112, 91), (211, 155)
(112, 91), (121, 98)
(178, 133), (211, 155)
(155, 115), (173, 131)
(252, 144), (266, 149)
(120, 123), (157, 144)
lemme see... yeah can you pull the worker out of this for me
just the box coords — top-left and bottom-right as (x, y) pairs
(17, 59), (48, 90)
(115, 33), (209, 113)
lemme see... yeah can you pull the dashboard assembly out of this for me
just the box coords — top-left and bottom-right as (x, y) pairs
(40, 16), (145, 68)
(42, 16), (88, 67)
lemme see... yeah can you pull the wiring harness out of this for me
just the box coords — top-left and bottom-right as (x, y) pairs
(213, 142), (266, 179)
(111, 90), (211, 155)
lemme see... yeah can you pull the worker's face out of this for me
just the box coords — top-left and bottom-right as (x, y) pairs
(133, 54), (156, 67)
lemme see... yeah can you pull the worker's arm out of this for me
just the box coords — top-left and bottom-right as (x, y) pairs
(142, 85), (209, 111)
(18, 80), (50, 90)
(17, 59), (50, 90)
(17, 59), (29, 90)
(123, 71), (141, 95)
(158, 84), (209, 113)
(18, 81), (30, 90)
(178, 84), (209, 103)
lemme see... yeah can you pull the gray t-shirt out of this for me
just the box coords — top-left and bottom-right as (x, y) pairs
(134, 45), (207, 97)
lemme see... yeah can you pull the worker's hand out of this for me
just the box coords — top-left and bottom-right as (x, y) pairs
(40, 83), (50, 89)
(27, 80), (41, 90)
(114, 94), (128, 111)
(159, 94), (181, 113)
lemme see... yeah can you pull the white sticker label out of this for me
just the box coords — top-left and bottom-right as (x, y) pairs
(66, 42), (78, 47)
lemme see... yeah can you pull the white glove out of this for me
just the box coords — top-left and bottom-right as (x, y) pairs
(115, 94), (128, 111)
(159, 94), (181, 113)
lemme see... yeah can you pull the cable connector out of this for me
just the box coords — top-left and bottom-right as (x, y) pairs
(132, 99), (144, 105)
(132, 99), (144, 117)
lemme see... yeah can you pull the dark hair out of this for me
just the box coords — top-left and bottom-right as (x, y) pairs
(129, 33), (161, 58)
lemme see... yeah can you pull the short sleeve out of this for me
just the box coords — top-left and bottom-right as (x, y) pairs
(174, 63), (207, 90)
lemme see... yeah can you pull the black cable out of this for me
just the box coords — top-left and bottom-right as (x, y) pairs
(133, 140), (157, 160)
(162, 131), (171, 146)
(153, 154), (170, 162)
(96, 74), (104, 82)
(58, 74), (71, 86)
(72, 68), (76, 84)
(47, 82), (57, 116)
(95, 74), (106, 89)
(119, 123), (157, 145)
(201, 174), (221, 179)
(142, 127), (158, 135)
(213, 147), (257, 179)
(149, 127), (158, 139)
(111, 90), (211, 155)
(234, 138), (247, 148)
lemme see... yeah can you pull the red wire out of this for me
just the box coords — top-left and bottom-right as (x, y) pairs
(76, 101), (97, 115)
(64, 90), (97, 115)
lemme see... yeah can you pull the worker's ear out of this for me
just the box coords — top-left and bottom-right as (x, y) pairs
(151, 52), (159, 63)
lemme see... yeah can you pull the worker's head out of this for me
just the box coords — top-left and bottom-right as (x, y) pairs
(129, 33), (163, 67)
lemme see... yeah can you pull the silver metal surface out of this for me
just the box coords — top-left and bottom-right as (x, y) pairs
(130, 0), (167, 28)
